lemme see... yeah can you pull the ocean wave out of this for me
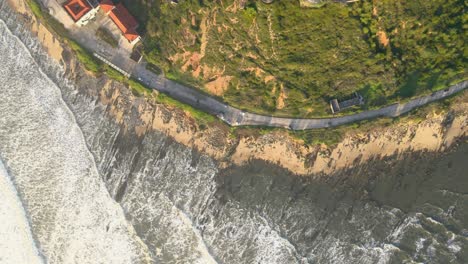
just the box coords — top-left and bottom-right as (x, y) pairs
(0, 158), (45, 264)
(0, 12), (151, 263)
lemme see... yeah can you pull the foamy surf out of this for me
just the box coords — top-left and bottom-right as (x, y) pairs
(0, 14), (151, 263)
(1, 0), (466, 263)
(0, 159), (44, 264)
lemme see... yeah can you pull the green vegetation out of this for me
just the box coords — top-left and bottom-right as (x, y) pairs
(290, 129), (344, 146)
(25, 0), (217, 125)
(128, 0), (466, 117)
(359, 83), (388, 109)
(91, 63), (213, 123)
(155, 93), (216, 125)
(68, 40), (102, 73)
(95, 27), (118, 48)
(26, 0), (101, 73)
(26, 0), (68, 36)
(26, 0), (42, 19)
(25, 0), (466, 137)
(357, 0), (466, 97)
(101, 66), (153, 96)
(165, 68), (203, 90)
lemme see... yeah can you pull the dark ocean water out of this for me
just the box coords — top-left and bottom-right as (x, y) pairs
(0, 1), (467, 263)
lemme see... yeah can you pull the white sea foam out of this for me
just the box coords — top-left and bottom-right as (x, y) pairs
(447, 242), (461, 254)
(446, 232), (461, 254)
(0, 159), (44, 264)
(123, 161), (220, 264)
(415, 238), (426, 254)
(387, 215), (420, 243)
(253, 215), (304, 263)
(0, 17), (150, 263)
(172, 199), (218, 264)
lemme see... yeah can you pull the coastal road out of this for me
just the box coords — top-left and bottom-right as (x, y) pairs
(134, 63), (467, 130)
(34, 0), (467, 130)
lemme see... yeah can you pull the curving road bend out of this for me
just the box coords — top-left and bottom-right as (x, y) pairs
(25, 0), (468, 130)
(134, 63), (467, 130)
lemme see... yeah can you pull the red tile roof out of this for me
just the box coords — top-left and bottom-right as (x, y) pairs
(99, 0), (114, 13)
(111, 4), (138, 30)
(63, 0), (92, 22)
(106, 3), (140, 42)
(124, 31), (140, 42)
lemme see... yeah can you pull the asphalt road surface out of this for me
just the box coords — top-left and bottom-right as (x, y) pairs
(37, 0), (467, 130)
(134, 63), (467, 130)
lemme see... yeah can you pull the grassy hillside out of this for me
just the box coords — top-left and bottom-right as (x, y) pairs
(124, 0), (466, 117)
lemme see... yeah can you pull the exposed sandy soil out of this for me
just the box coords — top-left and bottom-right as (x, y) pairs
(312, 111), (467, 174)
(373, 2), (390, 48)
(7, 0), (25, 13)
(181, 52), (201, 73)
(199, 14), (209, 58)
(205, 75), (233, 96)
(229, 103), (467, 175)
(264, 75), (275, 83)
(299, 0), (320, 8)
(244, 67), (265, 78)
(225, 0), (245, 13)
(8, 0), (63, 61)
(266, 13), (277, 59)
(173, 10), (234, 96)
(377, 30), (390, 47)
(230, 134), (310, 174)
(11, 0), (468, 177)
(276, 83), (287, 110)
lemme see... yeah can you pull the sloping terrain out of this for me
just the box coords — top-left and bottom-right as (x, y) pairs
(125, 0), (466, 117)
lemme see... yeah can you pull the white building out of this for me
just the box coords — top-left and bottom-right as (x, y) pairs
(62, 0), (99, 26)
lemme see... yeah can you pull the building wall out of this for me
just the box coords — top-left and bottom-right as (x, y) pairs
(76, 6), (99, 26)
(129, 36), (141, 46)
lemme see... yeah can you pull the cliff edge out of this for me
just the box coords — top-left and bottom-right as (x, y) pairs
(8, 0), (467, 176)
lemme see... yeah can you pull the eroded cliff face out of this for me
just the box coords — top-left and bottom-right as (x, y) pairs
(9, 0), (467, 178)
(5, 2), (468, 263)
(60, 53), (468, 176)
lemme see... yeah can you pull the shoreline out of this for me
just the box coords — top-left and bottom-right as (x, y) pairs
(5, 0), (467, 176)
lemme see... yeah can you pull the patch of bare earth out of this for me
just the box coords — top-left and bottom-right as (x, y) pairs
(190, 11), (197, 27)
(244, 67), (265, 78)
(225, 0), (246, 13)
(201, 65), (233, 96)
(170, 11), (209, 75)
(21, 0), (467, 178)
(230, 101), (468, 175)
(8, 0), (63, 62)
(276, 83), (287, 110)
(205, 76), (233, 96)
(267, 13), (277, 59)
(181, 52), (201, 73)
(199, 13), (209, 58)
(264, 75), (275, 84)
(174, 10), (235, 96)
(377, 30), (390, 47)
(7, 0), (26, 13)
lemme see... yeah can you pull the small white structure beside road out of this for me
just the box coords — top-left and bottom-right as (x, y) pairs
(62, 0), (99, 26)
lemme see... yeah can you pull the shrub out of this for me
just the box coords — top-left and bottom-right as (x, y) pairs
(95, 27), (118, 48)
(67, 40), (102, 73)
